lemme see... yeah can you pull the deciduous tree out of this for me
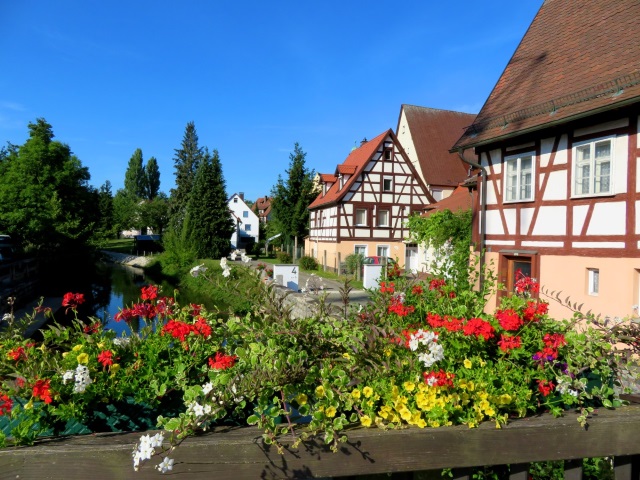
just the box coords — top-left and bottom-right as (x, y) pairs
(124, 148), (147, 199)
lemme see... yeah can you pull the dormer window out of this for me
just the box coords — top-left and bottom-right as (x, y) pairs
(384, 148), (392, 161)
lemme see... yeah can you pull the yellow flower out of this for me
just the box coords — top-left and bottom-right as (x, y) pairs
(360, 415), (372, 427)
(384, 348), (392, 357)
(62, 352), (69, 358)
(479, 359), (487, 367)
(463, 358), (472, 369)
(499, 394), (512, 405)
(110, 363), (120, 374)
(351, 389), (361, 400)
(72, 344), (83, 352)
(97, 342), (105, 349)
(342, 353), (350, 360)
(315, 385), (325, 398)
(77, 353), (89, 364)
(325, 406), (337, 418)
(295, 393), (308, 405)
(399, 406), (412, 421)
(24, 399), (33, 410)
(403, 381), (416, 393)
(362, 386), (373, 398)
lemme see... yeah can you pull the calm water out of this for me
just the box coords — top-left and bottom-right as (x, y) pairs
(38, 260), (214, 337)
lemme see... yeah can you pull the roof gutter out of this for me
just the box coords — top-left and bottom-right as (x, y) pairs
(456, 149), (487, 292)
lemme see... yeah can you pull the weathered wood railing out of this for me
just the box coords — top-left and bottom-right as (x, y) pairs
(1, 401), (639, 479)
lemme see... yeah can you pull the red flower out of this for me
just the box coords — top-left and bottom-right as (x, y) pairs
(193, 317), (212, 337)
(62, 292), (85, 310)
(498, 334), (522, 352)
(495, 309), (524, 331)
(379, 282), (395, 294)
(523, 301), (549, 322)
(537, 379), (555, 397)
(114, 308), (134, 323)
(32, 379), (53, 404)
(423, 369), (455, 388)
(97, 350), (114, 368)
(208, 352), (238, 370)
(543, 333), (567, 349)
(0, 393), (12, 416)
(190, 303), (202, 316)
(462, 318), (495, 341)
(162, 319), (193, 342)
(514, 270), (540, 295)
(387, 296), (415, 317)
(83, 322), (102, 334)
(16, 377), (25, 389)
(411, 285), (424, 295)
(132, 302), (157, 320)
(429, 279), (446, 291)
(8, 346), (27, 362)
(140, 285), (158, 301)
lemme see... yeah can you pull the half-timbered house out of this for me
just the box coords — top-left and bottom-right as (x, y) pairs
(307, 130), (434, 272)
(452, 0), (640, 319)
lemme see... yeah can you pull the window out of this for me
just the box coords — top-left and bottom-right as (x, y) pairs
(505, 153), (534, 202)
(355, 208), (367, 226)
(588, 268), (599, 295)
(233, 197), (238, 203)
(573, 138), (612, 196)
(354, 245), (367, 256)
(377, 245), (389, 257)
(383, 176), (393, 192)
(245, 224), (252, 232)
(384, 149), (392, 161)
(243, 211), (248, 218)
(377, 209), (389, 227)
(497, 253), (539, 300)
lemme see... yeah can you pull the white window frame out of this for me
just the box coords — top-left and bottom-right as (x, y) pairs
(587, 268), (599, 296)
(382, 176), (393, 192)
(572, 136), (614, 198)
(355, 208), (367, 226)
(377, 209), (389, 227)
(354, 245), (367, 256)
(377, 245), (389, 257)
(245, 224), (252, 232)
(504, 152), (535, 203)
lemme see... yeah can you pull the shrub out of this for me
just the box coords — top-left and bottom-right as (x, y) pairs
(276, 251), (292, 264)
(344, 253), (364, 275)
(298, 256), (318, 271)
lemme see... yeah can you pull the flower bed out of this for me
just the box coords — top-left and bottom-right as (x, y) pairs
(0, 263), (637, 476)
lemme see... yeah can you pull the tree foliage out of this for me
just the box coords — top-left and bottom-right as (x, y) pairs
(145, 156), (161, 200)
(407, 208), (473, 288)
(170, 122), (202, 232)
(124, 148), (147, 199)
(184, 149), (235, 258)
(0, 118), (99, 254)
(270, 143), (316, 244)
(96, 180), (116, 238)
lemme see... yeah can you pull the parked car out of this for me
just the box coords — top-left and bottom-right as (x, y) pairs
(362, 256), (396, 266)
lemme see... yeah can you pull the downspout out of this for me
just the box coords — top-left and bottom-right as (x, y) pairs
(457, 148), (487, 292)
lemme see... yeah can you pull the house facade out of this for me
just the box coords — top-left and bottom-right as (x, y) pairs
(228, 193), (259, 250)
(306, 130), (434, 272)
(452, 0), (640, 319)
(251, 196), (272, 223)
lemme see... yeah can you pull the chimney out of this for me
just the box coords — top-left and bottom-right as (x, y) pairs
(239, 192), (244, 201)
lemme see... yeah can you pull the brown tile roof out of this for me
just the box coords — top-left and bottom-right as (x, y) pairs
(422, 185), (475, 217)
(319, 173), (337, 183)
(398, 105), (475, 187)
(309, 130), (390, 210)
(337, 164), (357, 175)
(454, 0), (640, 150)
(252, 196), (272, 218)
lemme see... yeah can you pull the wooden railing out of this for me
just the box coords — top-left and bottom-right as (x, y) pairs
(1, 400), (639, 479)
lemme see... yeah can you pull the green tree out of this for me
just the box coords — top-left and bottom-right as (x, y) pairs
(184, 149), (234, 258)
(97, 180), (116, 238)
(270, 143), (316, 247)
(139, 193), (170, 234)
(124, 148), (147, 199)
(112, 189), (139, 235)
(170, 121), (203, 231)
(145, 156), (161, 200)
(0, 118), (97, 254)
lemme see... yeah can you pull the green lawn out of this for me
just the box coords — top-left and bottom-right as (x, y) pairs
(103, 238), (134, 254)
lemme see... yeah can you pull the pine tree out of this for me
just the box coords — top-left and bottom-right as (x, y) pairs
(97, 180), (116, 238)
(184, 149), (234, 258)
(124, 148), (147, 199)
(170, 122), (203, 231)
(145, 156), (161, 200)
(270, 143), (316, 246)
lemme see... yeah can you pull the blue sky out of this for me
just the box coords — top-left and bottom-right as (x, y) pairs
(0, 1), (541, 202)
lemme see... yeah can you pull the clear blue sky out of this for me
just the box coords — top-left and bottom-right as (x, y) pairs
(0, 1), (541, 202)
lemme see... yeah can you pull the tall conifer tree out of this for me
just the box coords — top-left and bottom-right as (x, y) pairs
(170, 122), (202, 231)
(145, 156), (161, 200)
(184, 148), (234, 258)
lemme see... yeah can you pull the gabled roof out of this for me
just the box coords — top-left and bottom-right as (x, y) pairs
(320, 174), (337, 183)
(398, 105), (475, 187)
(309, 131), (391, 210)
(422, 185), (475, 217)
(454, 0), (640, 150)
(252, 196), (272, 217)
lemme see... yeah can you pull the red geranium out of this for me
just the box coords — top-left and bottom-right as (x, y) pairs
(537, 379), (555, 397)
(423, 369), (455, 388)
(379, 282), (395, 294)
(462, 318), (495, 341)
(8, 346), (27, 362)
(0, 393), (12, 416)
(498, 334), (522, 352)
(411, 285), (424, 295)
(208, 352), (238, 370)
(495, 309), (524, 331)
(97, 350), (114, 368)
(62, 292), (85, 311)
(32, 379), (53, 404)
(140, 285), (158, 301)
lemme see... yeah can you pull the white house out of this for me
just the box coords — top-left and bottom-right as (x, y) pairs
(228, 193), (259, 251)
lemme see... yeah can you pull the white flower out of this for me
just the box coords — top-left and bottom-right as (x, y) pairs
(222, 267), (231, 278)
(132, 433), (163, 471)
(230, 251), (237, 261)
(241, 253), (250, 263)
(156, 456), (174, 473)
(2, 313), (12, 322)
(190, 263), (208, 278)
(220, 257), (228, 268)
(62, 370), (74, 384)
(202, 382), (213, 395)
(113, 337), (131, 347)
(73, 365), (92, 393)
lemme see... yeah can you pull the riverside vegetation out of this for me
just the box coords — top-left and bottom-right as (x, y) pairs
(0, 257), (638, 478)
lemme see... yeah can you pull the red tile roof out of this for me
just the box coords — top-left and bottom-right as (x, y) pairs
(398, 105), (475, 187)
(252, 196), (272, 218)
(309, 131), (391, 210)
(454, 0), (640, 150)
(320, 174), (337, 183)
(422, 185), (475, 217)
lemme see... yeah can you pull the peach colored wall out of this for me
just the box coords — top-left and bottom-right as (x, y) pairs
(482, 252), (640, 321)
(305, 239), (408, 271)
